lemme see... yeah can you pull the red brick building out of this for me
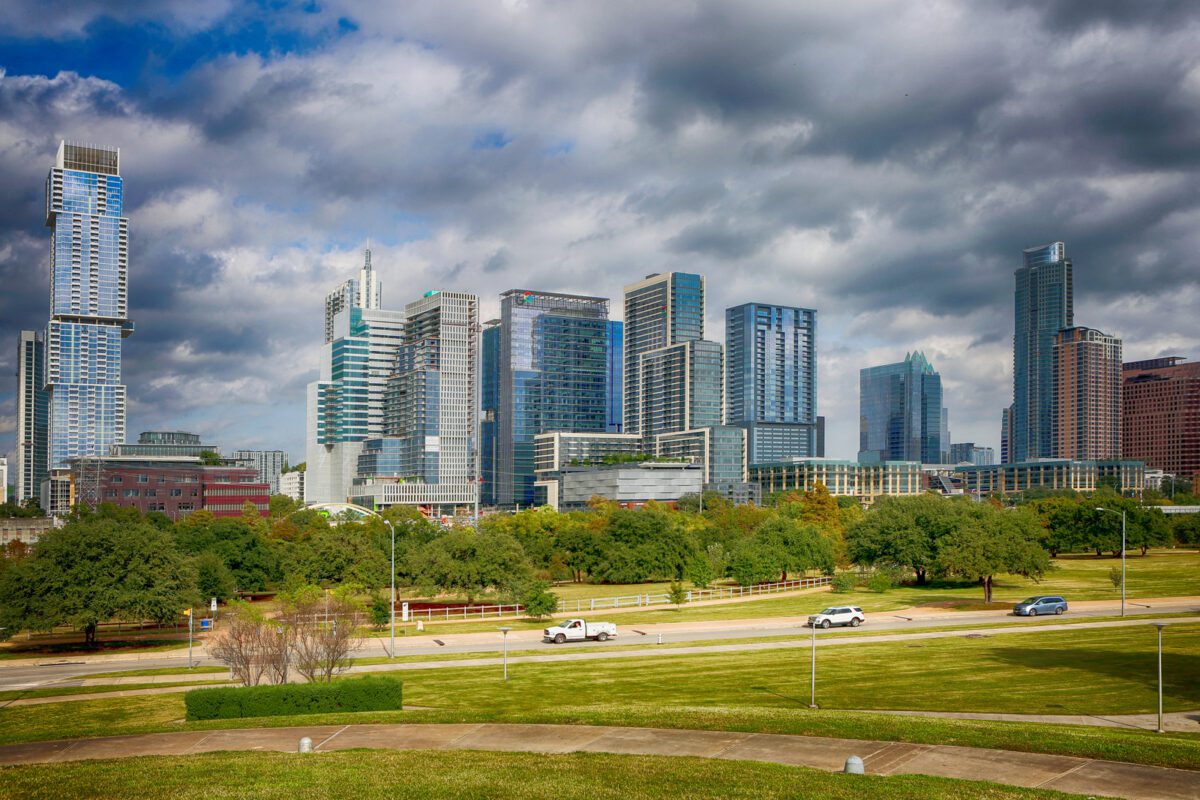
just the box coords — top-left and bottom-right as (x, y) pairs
(1122, 357), (1200, 484)
(68, 457), (269, 519)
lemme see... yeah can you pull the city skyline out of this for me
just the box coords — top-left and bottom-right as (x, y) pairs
(2, 3), (1199, 467)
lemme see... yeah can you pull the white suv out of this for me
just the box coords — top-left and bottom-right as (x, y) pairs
(807, 606), (865, 629)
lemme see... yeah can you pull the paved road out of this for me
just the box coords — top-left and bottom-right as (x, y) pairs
(1, 722), (1196, 799)
(2, 599), (1196, 692)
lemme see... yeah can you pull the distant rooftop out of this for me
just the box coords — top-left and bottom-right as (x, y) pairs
(1123, 357), (1187, 372)
(57, 141), (119, 176)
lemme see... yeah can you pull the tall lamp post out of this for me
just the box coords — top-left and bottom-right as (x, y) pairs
(499, 626), (512, 681)
(1152, 622), (1168, 734)
(1095, 507), (1126, 617)
(385, 518), (396, 658)
(808, 620), (818, 709)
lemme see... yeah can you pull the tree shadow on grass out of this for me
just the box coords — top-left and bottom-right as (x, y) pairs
(989, 647), (1200, 705)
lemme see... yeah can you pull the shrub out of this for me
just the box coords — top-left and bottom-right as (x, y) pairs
(830, 572), (856, 593)
(522, 582), (559, 619)
(185, 675), (403, 721)
(668, 581), (688, 607)
(1109, 566), (1123, 589)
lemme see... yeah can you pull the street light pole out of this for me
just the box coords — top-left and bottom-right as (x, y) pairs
(499, 626), (512, 681)
(1096, 507), (1127, 617)
(386, 519), (396, 659)
(1153, 622), (1167, 734)
(809, 621), (818, 709)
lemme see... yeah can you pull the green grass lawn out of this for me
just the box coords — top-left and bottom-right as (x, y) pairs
(0, 750), (1088, 800)
(0, 638), (193, 661)
(79, 666), (228, 679)
(2, 623), (1198, 770)
(0, 680), (229, 702)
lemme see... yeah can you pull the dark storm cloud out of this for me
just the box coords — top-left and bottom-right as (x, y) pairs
(1, 0), (1198, 460)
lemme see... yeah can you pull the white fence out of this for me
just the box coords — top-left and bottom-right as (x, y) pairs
(555, 576), (832, 613)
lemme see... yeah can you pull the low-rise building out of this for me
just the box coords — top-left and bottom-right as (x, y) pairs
(749, 459), (923, 504)
(533, 432), (643, 475)
(67, 457), (268, 519)
(539, 462), (703, 511)
(953, 459), (1146, 496)
(0, 516), (56, 549)
(279, 470), (305, 502)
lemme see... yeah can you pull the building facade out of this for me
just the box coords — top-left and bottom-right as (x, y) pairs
(279, 469), (305, 502)
(492, 290), (610, 507)
(44, 141), (133, 472)
(1012, 241), (1074, 463)
(533, 431), (642, 475)
(637, 339), (724, 442)
(606, 320), (624, 433)
(725, 303), (818, 464)
(70, 457), (268, 519)
(551, 462), (703, 510)
(655, 426), (748, 485)
(858, 351), (948, 464)
(479, 320), (500, 506)
(1122, 357), (1200, 484)
(954, 459), (1145, 496)
(1052, 326), (1122, 460)
(949, 443), (995, 466)
(749, 459), (923, 505)
(232, 450), (288, 495)
(622, 272), (705, 436)
(15, 330), (48, 502)
(113, 431), (219, 458)
(324, 248), (381, 344)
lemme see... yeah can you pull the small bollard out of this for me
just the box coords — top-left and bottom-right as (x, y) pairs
(843, 755), (864, 775)
(298, 737), (313, 754)
(657, 633), (663, 645)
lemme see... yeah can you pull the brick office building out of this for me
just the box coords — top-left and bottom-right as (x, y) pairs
(68, 457), (269, 519)
(1123, 358), (1200, 484)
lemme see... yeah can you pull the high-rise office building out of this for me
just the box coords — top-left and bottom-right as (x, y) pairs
(606, 320), (624, 433)
(950, 442), (995, 466)
(324, 249), (381, 343)
(1122, 357), (1199, 483)
(1051, 327), (1122, 460)
(351, 291), (479, 514)
(491, 290), (609, 507)
(1012, 242), (1073, 463)
(622, 272), (704, 437)
(233, 449), (288, 495)
(15, 330), (48, 502)
(305, 260), (405, 504)
(638, 340), (724, 440)
(479, 320), (500, 507)
(44, 141), (133, 473)
(858, 351), (948, 464)
(725, 303), (818, 464)
(1001, 405), (1014, 465)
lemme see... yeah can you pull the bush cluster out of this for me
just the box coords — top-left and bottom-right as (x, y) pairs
(830, 572), (857, 593)
(185, 675), (403, 721)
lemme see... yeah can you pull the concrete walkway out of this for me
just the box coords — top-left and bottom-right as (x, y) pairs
(847, 708), (1200, 734)
(0, 722), (1196, 800)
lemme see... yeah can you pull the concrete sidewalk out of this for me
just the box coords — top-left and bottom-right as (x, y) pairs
(0, 722), (1195, 800)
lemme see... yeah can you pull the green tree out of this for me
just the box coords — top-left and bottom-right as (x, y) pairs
(668, 581), (688, 608)
(174, 516), (280, 591)
(521, 582), (559, 619)
(728, 539), (782, 586)
(369, 594), (392, 629)
(0, 519), (195, 645)
(846, 495), (961, 584)
(1171, 514), (1200, 546)
(408, 528), (533, 602)
(686, 554), (714, 588)
(592, 505), (697, 583)
(933, 506), (1049, 603)
(751, 516), (836, 579)
(194, 552), (237, 602)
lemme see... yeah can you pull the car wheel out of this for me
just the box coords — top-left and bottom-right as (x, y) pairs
(596, 632), (608, 642)
(1055, 607), (1064, 615)
(554, 633), (566, 644)
(821, 619), (832, 629)
(1028, 608), (1037, 617)
(850, 618), (860, 628)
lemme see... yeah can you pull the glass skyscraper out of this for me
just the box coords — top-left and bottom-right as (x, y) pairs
(44, 142), (133, 472)
(1012, 241), (1073, 463)
(606, 320), (624, 433)
(479, 320), (500, 506)
(725, 302), (818, 464)
(858, 351), (948, 464)
(492, 290), (609, 507)
(15, 330), (48, 501)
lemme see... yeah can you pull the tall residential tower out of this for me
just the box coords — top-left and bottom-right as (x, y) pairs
(44, 141), (133, 473)
(858, 351), (948, 464)
(725, 303), (817, 464)
(14, 330), (48, 502)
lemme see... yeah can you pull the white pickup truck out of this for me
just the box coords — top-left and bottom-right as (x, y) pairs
(543, 618), (617, 644)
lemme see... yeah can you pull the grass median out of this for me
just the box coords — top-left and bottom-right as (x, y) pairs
(0, 749), (1090, 800)
(2, 623), (1197, 770)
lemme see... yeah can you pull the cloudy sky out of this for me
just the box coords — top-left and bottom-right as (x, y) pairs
(1, 0), (1198, 468)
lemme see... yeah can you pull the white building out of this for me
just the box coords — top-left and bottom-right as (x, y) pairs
(0, 456), (7, 504)
(233, 450), (287, 495)
(279, 470), (305, 502)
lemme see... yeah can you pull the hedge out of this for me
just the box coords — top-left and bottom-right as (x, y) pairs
(185, 675), (403, 721)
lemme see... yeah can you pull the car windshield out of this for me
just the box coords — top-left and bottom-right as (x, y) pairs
(1020, 597), (1041, 604)
(818, 608), (838, 615)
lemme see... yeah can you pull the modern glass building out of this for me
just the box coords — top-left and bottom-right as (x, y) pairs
(232, 450), (288, 495)
(324, 248), (381, 343)
(44, 141), (133, 472)
(750, 459), (923, 505)
(1012, 242), (1073, 463)
(606, 320), (624, 433)
(479, 320), (500, 506)
(858, 351), (948, 464)
(305, 267), (405, 504)
(725, 303), (817, 464)
(949, 442), (995, 466)
(637, 339), (724, 442)
(622, 272), (704, 436)
(113, 431), (219, 458)
(15, 330), (48, 502)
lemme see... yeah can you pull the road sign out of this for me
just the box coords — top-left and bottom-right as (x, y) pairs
(210, 597), (217, 611)
(182, 608), (191, 616)
(401, 602), (410, 622)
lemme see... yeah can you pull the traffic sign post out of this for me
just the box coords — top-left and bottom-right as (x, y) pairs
(184, 608), (194, 668)
(401, 602), (410, 623)
(210, 597), (218, 624)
